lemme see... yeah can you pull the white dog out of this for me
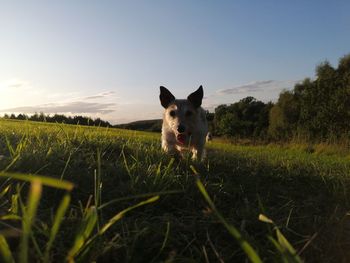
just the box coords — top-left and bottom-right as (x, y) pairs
(159, 86), (208, 160)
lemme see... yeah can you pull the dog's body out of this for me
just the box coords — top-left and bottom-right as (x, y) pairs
(159, 86), (208, 160)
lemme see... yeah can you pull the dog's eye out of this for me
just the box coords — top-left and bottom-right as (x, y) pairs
(185, 110), (193, 117)
(169, 110), (176, 117)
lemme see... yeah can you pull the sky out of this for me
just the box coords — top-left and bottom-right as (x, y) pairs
(0, 1), (349, 124)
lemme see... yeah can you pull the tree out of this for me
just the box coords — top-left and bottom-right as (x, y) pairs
(268, 91), (299, 139)
(270, 53), (350, 141)
(214, 97), (272, 138)
(1, 112), (112, 128)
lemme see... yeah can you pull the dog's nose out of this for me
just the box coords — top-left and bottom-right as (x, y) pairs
(177, 124), (186, 133)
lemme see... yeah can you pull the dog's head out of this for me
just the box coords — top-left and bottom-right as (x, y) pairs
(160, 86), (204, 145)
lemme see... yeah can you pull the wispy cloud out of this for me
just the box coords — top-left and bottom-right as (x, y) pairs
(201, 79), (302, 112)
(2, 79), (32, 89)
(46, 91), (118, 102)
(0, 101), (117, 115)
(83, 91), (117, 100)
(216, 80), (299, 95)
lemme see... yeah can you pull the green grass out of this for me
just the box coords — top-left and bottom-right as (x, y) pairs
(0, 118), (350, 262)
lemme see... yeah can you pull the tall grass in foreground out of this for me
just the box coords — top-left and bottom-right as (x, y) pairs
(195, 168), (302, 263)
(0, 171), (159, 263)
(0, 171), (300, 263)
(0, 172), (73, 263)
(0, 119), (350, 262)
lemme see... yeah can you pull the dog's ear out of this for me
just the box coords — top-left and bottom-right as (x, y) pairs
(160, 86), (175, 108)
(187, 85), (203, 108)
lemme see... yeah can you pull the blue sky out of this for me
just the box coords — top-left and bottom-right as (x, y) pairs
(0, 1), (349, 123)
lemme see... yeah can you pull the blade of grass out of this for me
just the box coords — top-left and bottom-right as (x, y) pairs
(19, 179), (42, 263)
(98, 190), (182, 210)
(0, 185), (11, 199)
(151, 221), (170, 263)
(276, 229), (297, 255)
(196, 179), (262, 263)
(99, 195), (159, 235)
(259, 214), (302, 263)
(5, 136), (15, 157)
(0, 215), (21, 220)
(3, 154), (21, 172)
(0, 235), (15, 263)
(30, 231), (44, 259)
(43, 194), (71, 263)
(121, 148), (132, 179)
(258, 214), (274, 224)
(95, 148), (102, 208)
(0, 172), (74, 191)
(66, 206), (98, 262)
(94, 149), (102, 231)
(276, 229), (302, 262)
(60, 152), (72, 181)
(74, 196), (160, 261)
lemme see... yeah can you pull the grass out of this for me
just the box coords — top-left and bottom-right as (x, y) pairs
(0, 118), (350, 262)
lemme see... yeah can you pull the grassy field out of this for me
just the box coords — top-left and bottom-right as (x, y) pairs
(0, 119), (350, 262)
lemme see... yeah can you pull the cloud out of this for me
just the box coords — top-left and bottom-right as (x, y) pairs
(83, 91), (117, 100)
(201, 102), (220, 112)
(201, 79), (303, 112)
(2, 79), (32, 89)
(0, 101), (117, 115)
(216, 80), (299, 95)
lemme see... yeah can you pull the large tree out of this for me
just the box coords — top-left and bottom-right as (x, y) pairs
(214, 97), (272, 138)
(269, 54), (350, 140)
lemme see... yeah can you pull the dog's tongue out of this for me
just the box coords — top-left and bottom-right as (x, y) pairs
(176, 134), (186, 145)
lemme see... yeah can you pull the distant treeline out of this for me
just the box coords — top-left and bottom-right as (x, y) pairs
(115, 119), (162, 132)
(2, 113), (112, 127)
(211, 54), (350, 141)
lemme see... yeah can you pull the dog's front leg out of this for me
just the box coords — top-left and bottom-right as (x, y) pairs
(162, 140), (181, 159)
(191, 145), (205, 161)
(162, 142), (175, 154)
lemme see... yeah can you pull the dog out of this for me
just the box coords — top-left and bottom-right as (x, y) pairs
(159, 85), (208, 160)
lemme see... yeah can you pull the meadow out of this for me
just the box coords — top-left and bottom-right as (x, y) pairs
(0, 119), (350, 263)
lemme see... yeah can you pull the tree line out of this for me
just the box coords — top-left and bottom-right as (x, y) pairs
(2, 112), (112, 127)
(211, 54), (350, 141)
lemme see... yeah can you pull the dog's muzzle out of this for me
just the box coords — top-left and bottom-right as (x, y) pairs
(176, 131), (192, 145)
